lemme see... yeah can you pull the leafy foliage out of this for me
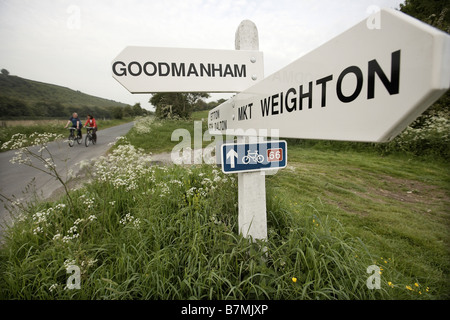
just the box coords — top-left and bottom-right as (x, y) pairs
(400, 0), (449, 33)
(399, 0), (450, 124)
(149, 92), (210, 119)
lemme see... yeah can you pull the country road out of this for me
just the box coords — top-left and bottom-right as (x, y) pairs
(0, 122), (134, 239)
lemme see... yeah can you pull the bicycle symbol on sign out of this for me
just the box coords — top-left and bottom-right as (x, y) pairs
(242, 150), (264, 164)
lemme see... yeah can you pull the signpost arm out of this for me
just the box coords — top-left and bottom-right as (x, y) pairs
(235, 20), (267, 241)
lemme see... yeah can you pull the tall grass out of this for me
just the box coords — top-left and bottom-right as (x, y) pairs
(125, 115), (211, 154)
(2, 113), (446, 300)
(0, 138), (388, 300)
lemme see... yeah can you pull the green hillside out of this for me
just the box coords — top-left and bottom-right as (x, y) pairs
(0, 73), (128, 119)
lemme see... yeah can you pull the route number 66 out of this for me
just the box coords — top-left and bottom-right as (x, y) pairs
(267, 148), (282, 162)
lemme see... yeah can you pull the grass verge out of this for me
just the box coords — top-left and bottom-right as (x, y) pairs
(125, 112), (211, 154)
(1, 140), (383, 299)
(0, 113), (448, 299)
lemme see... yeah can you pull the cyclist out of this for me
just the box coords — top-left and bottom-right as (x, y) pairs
(84, 114), (97, 143)
(64, 112), (82, 139)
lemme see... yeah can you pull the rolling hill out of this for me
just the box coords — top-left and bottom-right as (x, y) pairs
(0, 74), (127, 109)
(0, 73), (129, 118)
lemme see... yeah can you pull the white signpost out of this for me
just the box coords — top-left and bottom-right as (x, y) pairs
(208, 8), (450, 242)
(208, 9), (450, 143)
(113, 8), (450, 243)
(112, 46), (263, 93)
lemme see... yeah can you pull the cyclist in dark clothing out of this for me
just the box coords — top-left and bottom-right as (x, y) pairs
(64, 112), (82, 138)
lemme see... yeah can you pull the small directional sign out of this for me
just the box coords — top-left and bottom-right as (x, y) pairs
(221, 140), (287, 174)
(112, 46), (264, 93)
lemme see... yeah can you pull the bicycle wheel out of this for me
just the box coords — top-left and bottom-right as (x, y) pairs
(68, 134), (74, 147)
(257, 155), (264, 163)
(242, 156), (250, 164)
(85, 135), (90, 147)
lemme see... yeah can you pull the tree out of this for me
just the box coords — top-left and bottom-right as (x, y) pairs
(123, 105), (133, 117)
(193, 99), (208, 111)
(185, 93), (210, 107)
(150, 93), (186, 119)
(112, 106), (123, 119)
(206, 98), (227, 110)
(399, 0), (449, 33)
(1, 69), (9, 76)
(132, 103), (144, 116)
(400, 0), (450, 116)
(149, 92), (209, 119)
(0, 96), (29, 117)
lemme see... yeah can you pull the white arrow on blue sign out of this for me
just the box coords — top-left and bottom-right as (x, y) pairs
(221, 141), (287, 174)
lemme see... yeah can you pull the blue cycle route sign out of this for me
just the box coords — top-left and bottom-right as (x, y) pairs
(221, 140), (287, 174)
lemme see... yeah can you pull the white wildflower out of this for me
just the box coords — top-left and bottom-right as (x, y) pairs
(33, 226), (43, 235)
(63, 259), (76, 270)
(49, 284), (59, 292)
(73, 218), (84, 225)
(120, 213), (141, 229)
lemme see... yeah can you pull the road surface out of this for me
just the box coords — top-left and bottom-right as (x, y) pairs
(0, 122), (134, 239)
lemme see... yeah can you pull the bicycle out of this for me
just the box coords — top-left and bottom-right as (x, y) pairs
(242, 150), (264, 164)
(84, 127), (96, 147)
(67, 128), (82, 147)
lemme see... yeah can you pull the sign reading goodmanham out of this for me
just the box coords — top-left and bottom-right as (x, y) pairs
(112, 46), (264, 93)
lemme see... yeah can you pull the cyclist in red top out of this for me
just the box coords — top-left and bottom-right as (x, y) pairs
(84, 114), (97, 143)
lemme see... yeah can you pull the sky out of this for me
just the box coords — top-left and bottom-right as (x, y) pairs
(0, 0), (405, 111)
